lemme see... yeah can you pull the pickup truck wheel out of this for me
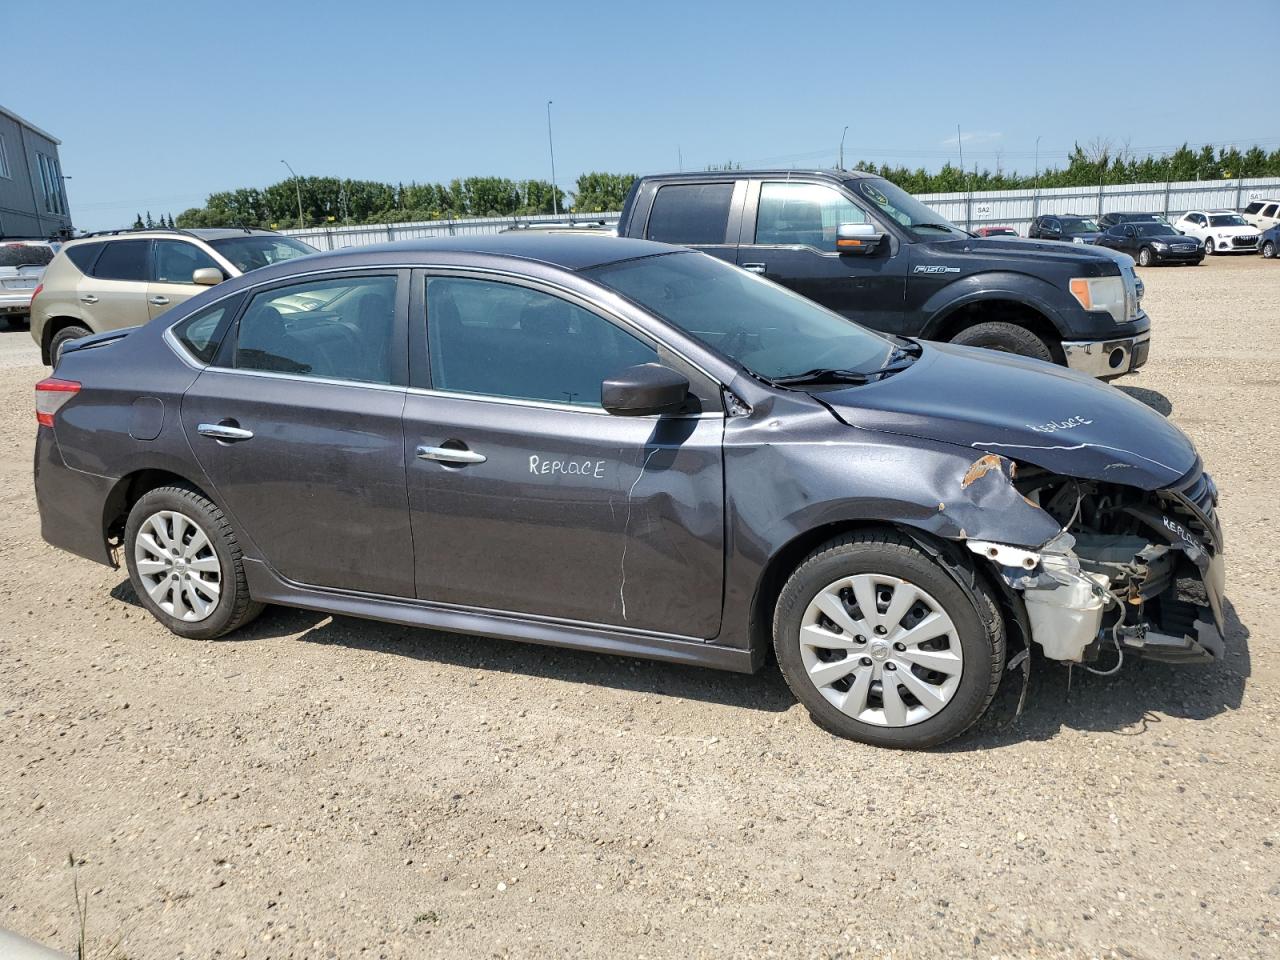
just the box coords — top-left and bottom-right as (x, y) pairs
(1263, 240), (1276, 259)
(124, 485), (263, 641)
(772, 530), (1004, 749)
(49, 324), (91, 365)
(1137, 246), (1154, 267)
(949, 322), (1053, 363)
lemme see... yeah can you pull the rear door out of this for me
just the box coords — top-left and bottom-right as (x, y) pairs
(147, 239), (225, 319)
(180, 269), (415, 596)
(737, 179), (907, 333)
(639, 180), (745, 265)
(402, 270), (725, 637)
(81, 239), (150, 331)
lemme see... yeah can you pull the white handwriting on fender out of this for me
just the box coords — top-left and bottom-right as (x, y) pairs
(1027, 415), (1093, 434)
(529, 455), (607, 479)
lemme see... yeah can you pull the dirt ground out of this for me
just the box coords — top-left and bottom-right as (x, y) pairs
(1, 255), (1277, 960)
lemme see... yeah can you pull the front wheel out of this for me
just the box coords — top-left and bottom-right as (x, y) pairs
(1137, 246), (1154, 267)
(1203, 238), (1215, 256)
(773, 531), (1004, 749)
(1263, 240), (1276, 259)
(949, 321), (1053, 363)
(124, 485), (263, 640)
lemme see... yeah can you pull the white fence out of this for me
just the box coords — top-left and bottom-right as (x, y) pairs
(282, 176), (1280, 249)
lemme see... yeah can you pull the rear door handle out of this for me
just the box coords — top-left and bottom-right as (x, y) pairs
(198, 422), (254, 442)
(79, 294), (99, 304)
(149, 296), (170, 306)
(741, 263), (767, 274)
(417, 445), (486, 465)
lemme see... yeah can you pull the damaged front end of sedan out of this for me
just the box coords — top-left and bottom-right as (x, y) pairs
(960, 453), (1226, 671)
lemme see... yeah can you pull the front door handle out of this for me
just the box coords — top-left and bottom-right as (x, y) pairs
(741, 263), (767, 274)
(417, 444), (486, 465)
(198, 422), (254, 442)
(149, 296), (170, 306)
(79, 294), (99, 304)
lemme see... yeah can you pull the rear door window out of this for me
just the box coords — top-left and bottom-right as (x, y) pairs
(645, 183), (734, 245)
(1262, 203), (1279, 219)
(173, 302), (234, 364)
(91, 240), (150, 281)
(1244, 202), (1263, 215)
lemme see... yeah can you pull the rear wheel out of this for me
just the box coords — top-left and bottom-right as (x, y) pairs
(1263, 240), (1276, 259)
(1137, 246), (1154, 267)
(49, 324), (91, 365)
(124, 485), (263, 640)
(950, 321), (1053, 363)
(772, 530), (1004, 749)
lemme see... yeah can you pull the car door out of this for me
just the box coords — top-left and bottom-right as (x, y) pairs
(79, 239), (150, 332)
(1120, 224), (1140, 254)
(402, 271), (725, 638)
(737, 179), (907, 333)
(148, 239), (225, 319)
(180, 269), (415, 596)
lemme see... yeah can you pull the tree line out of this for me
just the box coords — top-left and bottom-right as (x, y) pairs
(173, 143), (1280, 230)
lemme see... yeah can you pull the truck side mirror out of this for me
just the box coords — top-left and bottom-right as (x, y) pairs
(835, 222), (884, 255)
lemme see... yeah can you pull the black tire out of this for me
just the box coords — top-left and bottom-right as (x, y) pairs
(1203, 238), (1215, 256)
(1263, 240), (1276, 259)
(49, 324), (91, 365)
(772, 530), (1005, 749)
(1137, 246), (1153, 267)
(949, 321), (1053, 363)
(123, 484), (263, 640)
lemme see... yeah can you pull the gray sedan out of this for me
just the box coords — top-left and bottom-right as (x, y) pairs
(33, 235), (1226, 748)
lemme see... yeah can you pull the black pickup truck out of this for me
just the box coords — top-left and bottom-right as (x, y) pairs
(615, 170), (1150, 378)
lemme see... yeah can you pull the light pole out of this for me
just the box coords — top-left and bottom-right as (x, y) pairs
(280, 159), (305, 229)
(839, 125), (849, 169)
(546, 100), (559, 217)
(1033, 134), (1042, 218)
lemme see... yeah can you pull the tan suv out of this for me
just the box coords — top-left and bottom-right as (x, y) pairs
(31, 228), (317, 364)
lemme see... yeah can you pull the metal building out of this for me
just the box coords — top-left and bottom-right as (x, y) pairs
(0, 105), (72, 240)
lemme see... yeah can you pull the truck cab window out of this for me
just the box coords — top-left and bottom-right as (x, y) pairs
(645, 183), (734, 245)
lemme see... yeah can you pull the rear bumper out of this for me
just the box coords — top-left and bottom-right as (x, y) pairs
(34, 427), (117, 567)
(1061, 330), (1151, 379)
(0, 292), (33, 313)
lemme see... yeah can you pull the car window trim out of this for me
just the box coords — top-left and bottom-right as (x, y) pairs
(209, 267), (411, 387)
(412, 266), (724, 414)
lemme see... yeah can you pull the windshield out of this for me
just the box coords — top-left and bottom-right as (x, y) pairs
(1061, 217), (1100, 234)
(1135, 223), (1178, 237)
(1208, 214), (1247, 227)
(587, 251), (894, 380)
(848, 178), (967, 238)
(210, 235), (316, 273)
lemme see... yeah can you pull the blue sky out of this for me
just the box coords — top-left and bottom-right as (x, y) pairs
(8, 0), (1279, 230)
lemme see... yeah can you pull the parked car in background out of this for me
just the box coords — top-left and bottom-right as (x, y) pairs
(500, 218), (617, 237)
(1027, 215), (1103, 244)
(0, 240), (59, 328)
(1241, 199), (1280, 232)
(1260, 225), (1279, 259)
(1095, 222), (1204, 266)
(33, 235), (1226, 749)
(30, 228), (317, 364)
(1173, 210), (1261, 255)
(973, 225), (1019, 238)
(616, 170), (1149, 379)
(1097, 211), (1171, 230)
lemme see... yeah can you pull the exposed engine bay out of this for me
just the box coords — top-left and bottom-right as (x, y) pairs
(967, 457), (1226, 667)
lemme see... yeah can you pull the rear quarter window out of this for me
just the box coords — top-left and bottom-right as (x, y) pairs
(64, 242), (106, 272)
(645, 183), (734, 245)
(172, 302), (233, 365)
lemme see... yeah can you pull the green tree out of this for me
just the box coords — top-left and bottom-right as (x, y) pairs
(574, 172), (636, 213)
(133, 213), (144, 229)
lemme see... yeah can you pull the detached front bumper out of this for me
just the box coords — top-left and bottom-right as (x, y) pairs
(1062, 329), (1151, 379)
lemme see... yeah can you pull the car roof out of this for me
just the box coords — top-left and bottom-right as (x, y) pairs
(640, 168), (878, 182)
(302, 234), (674, 272)
(69, 228), (282, 243)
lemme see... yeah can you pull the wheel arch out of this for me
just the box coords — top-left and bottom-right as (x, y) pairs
(41, 315), (93, 365)
(102, 468), (215, 558)
(925, 298), (1066, 363)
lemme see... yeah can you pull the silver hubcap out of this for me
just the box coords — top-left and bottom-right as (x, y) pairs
(134, 510), (222, 622)
(798, 574), (963, 727)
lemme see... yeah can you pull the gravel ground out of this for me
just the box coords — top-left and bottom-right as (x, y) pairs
(1, 255), (1277, 960)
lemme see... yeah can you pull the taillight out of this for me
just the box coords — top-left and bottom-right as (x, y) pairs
(35, 377), (80, 427)
(30, 282), (43, 305)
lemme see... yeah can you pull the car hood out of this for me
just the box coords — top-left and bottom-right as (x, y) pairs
(1208, 224), (1259, 236)
(815, 341), (1197, 490)
(923, 236), (1128, 273)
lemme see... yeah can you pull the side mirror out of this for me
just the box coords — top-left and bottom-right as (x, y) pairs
(835, 222), (885, 255)
(601, 363), (689, 417)
(192, 267), (224, 286)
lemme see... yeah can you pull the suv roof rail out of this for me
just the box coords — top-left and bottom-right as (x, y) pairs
(77, 226), (205, 240)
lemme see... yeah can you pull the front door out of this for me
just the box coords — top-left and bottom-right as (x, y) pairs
(147, 239), (225, 319)
(403, 272), (725, 638)
(181, 270), (415, 596)
(737, 180), (907, 334)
